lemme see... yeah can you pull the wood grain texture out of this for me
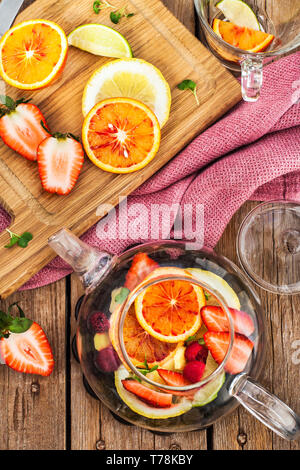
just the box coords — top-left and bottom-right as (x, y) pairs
(0, 279), (66, 450)
(0, 0), (241, 298)
(214, 201), (300, 450)
(1, 0), (299, 451)
(69, 0), (207, 451)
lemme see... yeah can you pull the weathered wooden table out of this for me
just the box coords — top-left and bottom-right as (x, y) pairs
(0, 0), (299, 451)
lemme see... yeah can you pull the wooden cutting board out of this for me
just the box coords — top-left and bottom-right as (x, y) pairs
(0, 0), (241, 298)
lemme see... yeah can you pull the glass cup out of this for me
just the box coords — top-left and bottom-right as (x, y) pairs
(117, 274), (300, 440)
(194, 0), (300, 101)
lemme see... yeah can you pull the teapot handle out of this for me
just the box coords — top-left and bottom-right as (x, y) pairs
(240, 58), (263, 102)
(230, 374), (300, 440)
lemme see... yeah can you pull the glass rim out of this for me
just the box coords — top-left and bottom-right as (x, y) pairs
(236, 200), (300, 295)
(118, 273), (235, 391)
(195, 1), (300, 59)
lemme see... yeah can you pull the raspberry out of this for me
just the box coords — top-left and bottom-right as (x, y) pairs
(87, 311), (109, 333)
(183, 361), (206, 383)
(185, 341), (208, 363)
(94, 346), (120, 373)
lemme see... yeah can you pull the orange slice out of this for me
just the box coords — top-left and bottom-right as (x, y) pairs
(213, 19), (274, 52)
(82, 97), (161, 174)
(109, 304), (181, 370)
(0, 19), (68, 90)
(135, 273), (205, 343)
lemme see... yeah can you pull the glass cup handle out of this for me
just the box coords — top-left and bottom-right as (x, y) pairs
(240, 58), (263, 102)
(230, 374), (300, 440)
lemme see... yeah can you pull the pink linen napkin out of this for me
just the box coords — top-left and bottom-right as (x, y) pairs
(1, 52), (299, 290)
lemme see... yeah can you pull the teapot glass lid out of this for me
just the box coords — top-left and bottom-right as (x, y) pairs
(237, 201), (300, 295)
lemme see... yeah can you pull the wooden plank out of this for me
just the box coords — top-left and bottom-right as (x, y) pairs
(154, 2), (207, 452)
(70, 275), (150, 450)
(69, 275), (102, 450)
(0, 0), (241, 298)
(69, 0), (207, 451)
(213, 201), (300, 450)
(0, 280), (66, 450)
(3, 0), (297, 452)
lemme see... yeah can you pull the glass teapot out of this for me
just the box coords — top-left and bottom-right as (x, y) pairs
(49, 229), (300, 439)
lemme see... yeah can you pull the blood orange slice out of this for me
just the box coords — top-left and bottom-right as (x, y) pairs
(0, 19), (68, 90)
(135, 275), (205, 343)
(213, 19), (274, 52)
(82, 97), (161, 174)
(109, 304), (180, 369)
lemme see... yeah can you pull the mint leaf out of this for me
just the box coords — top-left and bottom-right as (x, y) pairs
(9, 317), (33, 334)
(4, 229), (33, 249)
(4, 234), (20, 248)
(93, 1), (114, 14)
(0, 95), (15, 110)
(21, 232), (33, 242)
(17, 238), (29, 248)
(143, 355), (149, 370)
(110, 7), (134, 24)
(185, 334), (198, 345)
(0, 302), (33, 337)
(110, 10), (122, 23)
(93, 1), (101, 13)
(8, 302), (25, 318)
(177, 79), (199, 106)
(137, 364), (158, 376)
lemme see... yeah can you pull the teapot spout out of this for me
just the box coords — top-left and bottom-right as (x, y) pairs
(48, 228), (115, 291)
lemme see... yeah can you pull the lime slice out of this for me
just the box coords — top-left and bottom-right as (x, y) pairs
(82, 58), (171, 127)
(186, 268), (241, 309)
(115, 366), (192, 419)
(216, 0), (260, 31)
(192, 353), (225, 407)
(68, 24), (133, 58)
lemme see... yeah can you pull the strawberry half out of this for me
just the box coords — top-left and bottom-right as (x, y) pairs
(37, 132), (84, 195)
(157, 369), (195, 397)
(0, 95), (50, 161)
(157, 369), (191, 387)
(201, 306), (255, 337)
(124, 253), (159, 291)
(122, 379), (172, 408)
(204, 331), (254, 375)
(0, 303), (54, 376)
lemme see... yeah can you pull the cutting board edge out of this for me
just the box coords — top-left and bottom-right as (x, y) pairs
(0, 0), (242, 298)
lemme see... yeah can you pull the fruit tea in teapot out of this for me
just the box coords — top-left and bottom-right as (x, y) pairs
(49, 230), (300, 438)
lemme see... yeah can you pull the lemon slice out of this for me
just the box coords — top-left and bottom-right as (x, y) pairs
(115, 366), (192, 419)
(192, 353), (225, 407)
(68, 24), (133, 58)
(186, 268), (241, 309)
(82, 58), (171, 127)
(216, 0), (260, 30)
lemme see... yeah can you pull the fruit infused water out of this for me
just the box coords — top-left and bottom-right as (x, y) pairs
(78, 245), (260, 431)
